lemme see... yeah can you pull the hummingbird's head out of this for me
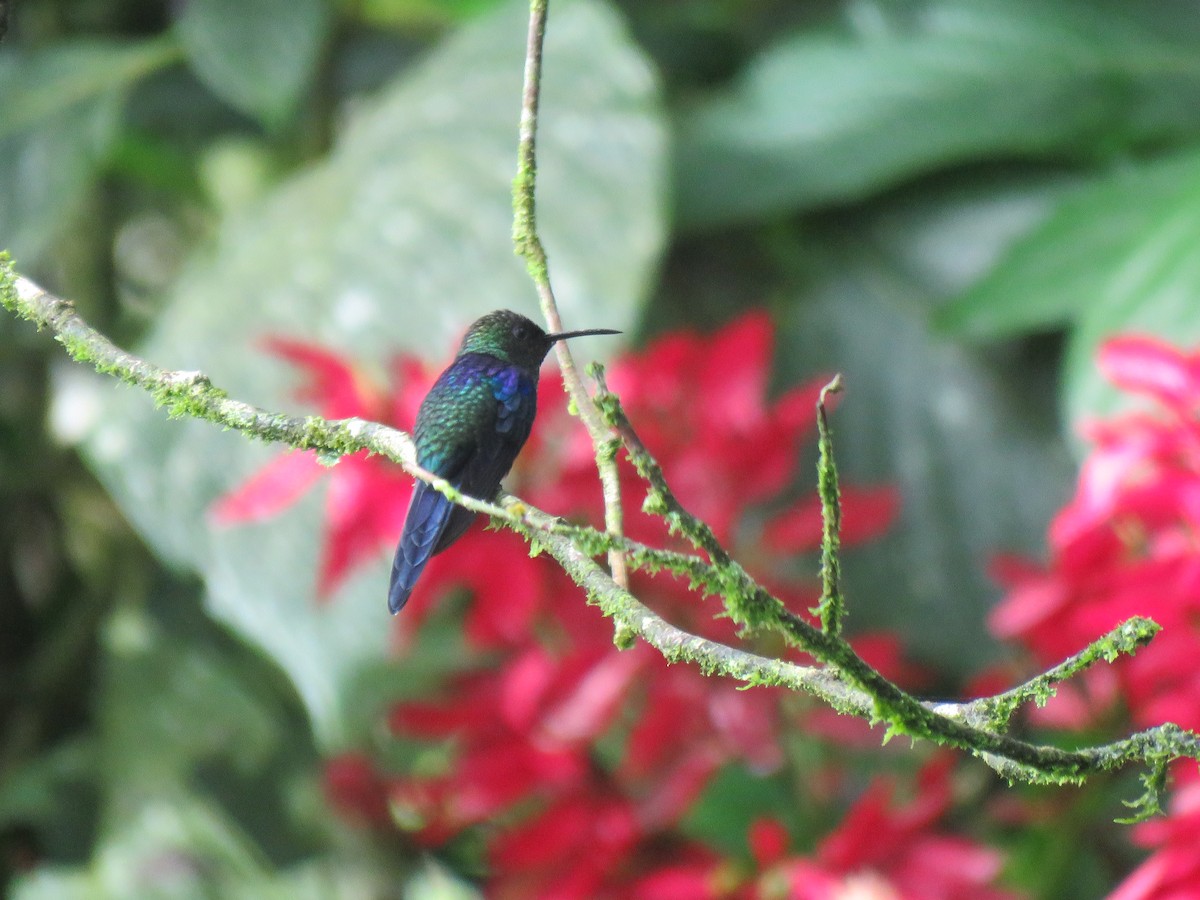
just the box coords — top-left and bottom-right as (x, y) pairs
(459, 310), (619, 369)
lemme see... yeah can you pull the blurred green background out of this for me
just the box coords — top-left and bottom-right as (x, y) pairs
(4, 0), (1200, 895)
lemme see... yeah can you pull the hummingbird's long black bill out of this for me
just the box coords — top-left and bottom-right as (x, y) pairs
(547, 328), (621, 342)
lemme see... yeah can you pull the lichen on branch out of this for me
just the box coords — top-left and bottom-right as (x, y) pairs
(4, 247), (1196, 809)
(4, 0), (1200, 817)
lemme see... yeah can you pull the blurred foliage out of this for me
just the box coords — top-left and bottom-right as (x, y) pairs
(3, 0), (1200, 896)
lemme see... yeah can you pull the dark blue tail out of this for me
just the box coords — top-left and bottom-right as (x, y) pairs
(388, 481), (454, 614)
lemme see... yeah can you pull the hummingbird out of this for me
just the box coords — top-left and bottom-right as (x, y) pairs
(388, 309), (620, 614)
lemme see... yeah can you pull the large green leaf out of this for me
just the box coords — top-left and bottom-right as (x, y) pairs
(925, 149), (1200, 440)
(1063, 158), (1200, 433)
(13, 804), (378, 900)
(10, 584), (341, 900)
(97, 606), (288, 792)
(176, 0), (331, 126)
(674, 0), (1200, 228)
(861, 167), (1075, 304)
(938, 153), (1200, 338)
(80, 0), (665, 746)
(0, 740), (96, 862)
(0, 39), (178, 263)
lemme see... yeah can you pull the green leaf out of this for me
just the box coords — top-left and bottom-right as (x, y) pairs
(13, 806), (376, 900)
(0, 740), (97, 861)
(939, 153), (1200, 337)
(861, 168), (1075, 306)
(176, 0), (332, 126)
(1062, 155), (1200, 433)
(98, 603), (289, 792)
(81, 0), (665, 746)
(674, 0), (1200, 228)
(360, 0), (509, 29)
(0, 39), (178, 263)
(0, 38), (178, 142)
(6, 578), (340, 900)
(682, 764), (800, 857)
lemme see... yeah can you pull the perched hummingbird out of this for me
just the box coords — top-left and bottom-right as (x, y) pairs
(388, 310), (620, 614)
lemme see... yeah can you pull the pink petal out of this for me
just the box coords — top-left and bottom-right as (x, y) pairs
(1109, 851), (1181, 900)
(386, 355), (439, 430)
(763, 486), (899, 554)
(539, 648), (650, 745)
(317, 457), (411, 599)
(818, 780), (896, 869)
(209, 450), (324, 524)
(500, 647), (557, 733)
(627, 851), (723, 900)
(840, 485), (901, 545)
(698, 311), (773, 430)
(412, 529), (547, 648)
(323, 753), (390, 826)
(638, 744), (724, 828)
(607, 331), (699, 412)
(455, 742), (585, 821)
(709, 685), (783, 772)
(263, 336), (381, 419)
(1099, 335), (1200, 411)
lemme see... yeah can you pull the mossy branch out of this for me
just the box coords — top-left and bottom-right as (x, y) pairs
(581, 355), (1196, 787)
(498, 1), (1194, 812)
(815, 375), (845, 636)
(2, 252), (1197, 807)
(5, 0), (1200, 817)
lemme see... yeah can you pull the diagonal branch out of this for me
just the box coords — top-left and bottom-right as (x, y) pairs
(583, 356), (1200, 789)
(4, 254), (1200, 798)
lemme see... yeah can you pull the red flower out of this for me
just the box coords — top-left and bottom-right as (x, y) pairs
(489, 792), (641, 899)
(626, 759), (1019, 900)
(1110, 767), (1200, 900)
(990, 336), (1200, 731)
(213, 314), (911, 895)
(993, 335), (1200, 897)
(536, 312), (854, 553)
(807, 758), (1015, 900)
(602, 312), (822, 541)
(212, 340), (434, 599)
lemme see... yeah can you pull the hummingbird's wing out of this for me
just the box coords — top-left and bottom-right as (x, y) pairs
(431, 367), (537, 554)
(388, 479), (455, 613)
(388, 362), (536, 614)
(387, 376), (492, 613)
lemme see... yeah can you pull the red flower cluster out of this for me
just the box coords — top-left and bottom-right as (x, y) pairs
(217, 312), (1018, 897)
(1111, 772), (1200, 900)
(634, 758), (1016, 900)
(989, 335), (1200, 897)
(210, 339), (433, 598)
(991, 336), (1200, 731)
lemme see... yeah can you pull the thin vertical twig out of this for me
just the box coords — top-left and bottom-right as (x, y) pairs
(512, 0), (628, 590)
(815, 376), (845, 636)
